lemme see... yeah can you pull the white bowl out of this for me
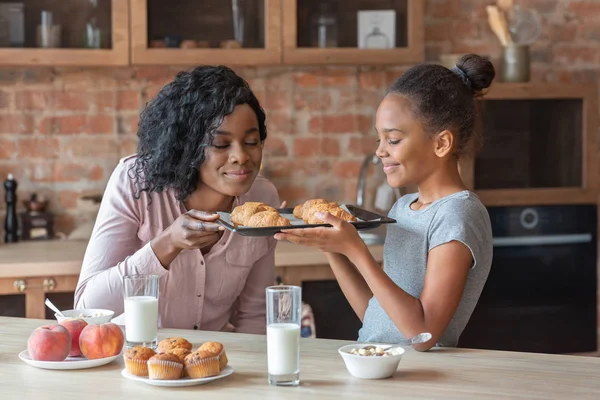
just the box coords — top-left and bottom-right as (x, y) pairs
(55, 309), (115, 325)
(338, 344), (405, 379)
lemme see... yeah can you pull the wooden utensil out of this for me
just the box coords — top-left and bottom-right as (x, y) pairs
(497, 0), (514, 12)
(487, 5), (512, 46)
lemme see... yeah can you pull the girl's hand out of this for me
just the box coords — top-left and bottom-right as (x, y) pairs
(167, 210), (225, 251)
(274, 212), (367, 258)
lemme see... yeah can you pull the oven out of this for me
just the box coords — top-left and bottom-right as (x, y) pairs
(459, 204), (598, 354)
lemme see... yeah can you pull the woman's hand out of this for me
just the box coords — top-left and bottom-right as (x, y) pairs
(274, 212), (367, 258)
(167, 210), (225, 251)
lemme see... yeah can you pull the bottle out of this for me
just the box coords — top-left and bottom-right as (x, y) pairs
(310, 3), (337, 48)
(4, 173), (18, 243)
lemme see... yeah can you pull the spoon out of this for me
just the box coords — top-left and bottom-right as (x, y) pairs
(45, 298), (65, 318)
(360, 332), (432, 351)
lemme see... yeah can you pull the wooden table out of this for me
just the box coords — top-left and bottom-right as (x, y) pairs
(1, 317), (599, 399)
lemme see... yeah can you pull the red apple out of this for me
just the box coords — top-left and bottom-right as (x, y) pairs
(27, 324), (71, 361)
(59, 318), (88, 357)
(79, 322), (124, 360)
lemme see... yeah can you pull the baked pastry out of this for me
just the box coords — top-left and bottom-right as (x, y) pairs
(184, 350), (220, 379)
(199, 341), (228, 371)
(307, 205), (357, 225)
(247, 211), (292, 228)
(230, 202), (276, 226)
(148, 353), (184, 380)
(167, 347), (192, 378)
(123, 346), (156, 377)
(302, 202), (338, 224)
(157, 337), (193, 353)
(293, 204), (304, 219)
(299, 199), (328, 220)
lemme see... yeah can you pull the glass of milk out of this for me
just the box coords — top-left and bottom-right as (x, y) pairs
(123, 274), (160, 349)
(266, 285), (301, 386)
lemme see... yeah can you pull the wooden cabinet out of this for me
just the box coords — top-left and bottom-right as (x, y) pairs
(0, 0), (129, 66)
(464, 83), (599, 206)
(0, 275), (78, 319)
(282, 0), (424, 65)
(130, 0), (281, 66)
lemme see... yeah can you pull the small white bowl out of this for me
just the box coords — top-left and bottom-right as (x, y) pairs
(338, 344), (405, 379)
(55, 309), (115, 325)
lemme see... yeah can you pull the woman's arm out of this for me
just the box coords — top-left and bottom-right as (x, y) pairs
(74, 163), (168, 313)
(348, 241), (472, 351)
(324, 252), (373, 321)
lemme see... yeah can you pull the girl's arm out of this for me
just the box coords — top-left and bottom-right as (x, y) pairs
(324, 252), (373, 321)
(348, 241), (472, 351)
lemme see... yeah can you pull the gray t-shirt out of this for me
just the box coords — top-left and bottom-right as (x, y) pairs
(358, 190), (493, 347)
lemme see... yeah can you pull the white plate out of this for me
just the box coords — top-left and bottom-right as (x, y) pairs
(19, 350), (120, 370)
(121, 365), (234, 387)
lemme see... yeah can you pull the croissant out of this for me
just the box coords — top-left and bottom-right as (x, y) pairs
(293, 204), (304, 219)
(307, 206), (357, 225)
(247, 211), (292, 228)
(302, 202), (339, 224)
(231, 202), (276, 226)
(299, 199), (329, 220)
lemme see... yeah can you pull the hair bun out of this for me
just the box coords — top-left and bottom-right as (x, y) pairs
(455, 54), (496, 93)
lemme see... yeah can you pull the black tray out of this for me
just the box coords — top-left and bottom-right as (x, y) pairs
(217, 205), (396, 237)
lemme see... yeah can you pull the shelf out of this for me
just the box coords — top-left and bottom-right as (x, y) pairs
(130, 0), (281, 66)
(282, 0), (424, 65)
(0, 0), (129, 66)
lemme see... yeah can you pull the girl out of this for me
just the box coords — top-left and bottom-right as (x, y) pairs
(275, 54), (495, 351)
(75, 65), (281, 334)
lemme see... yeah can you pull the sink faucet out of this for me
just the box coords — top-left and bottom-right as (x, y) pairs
(356, 153), (380, 207)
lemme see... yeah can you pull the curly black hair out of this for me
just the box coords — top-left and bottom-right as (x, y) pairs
(129, 65), (267, 202)
(389, 54), (495, 158)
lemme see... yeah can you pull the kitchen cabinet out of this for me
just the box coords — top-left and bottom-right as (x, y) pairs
(282, 0), (424, 65)
(0, 275), (77, 319)
(464, 83), (599, 206)
(130, 0), (281, 66)
(0, 0), (129, 66)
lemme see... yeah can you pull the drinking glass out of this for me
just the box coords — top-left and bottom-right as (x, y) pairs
(266, 285), (302, 386)
(123, 274), (160, 349)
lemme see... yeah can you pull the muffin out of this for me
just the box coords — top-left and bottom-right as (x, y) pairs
(123, 346), (156, 377)
(157, 337), (193, 353)
(184, 350), (220, 379)
(167, 347), (192, 378)
(199, 341), (228, 371)
(148, 353), (184, 380)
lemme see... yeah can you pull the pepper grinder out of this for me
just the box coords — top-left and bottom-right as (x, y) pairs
(4, 173), (18, 243)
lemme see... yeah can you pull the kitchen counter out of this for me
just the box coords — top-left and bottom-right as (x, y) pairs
(1, 316), (599, 399)
(0, 239), (384, 279)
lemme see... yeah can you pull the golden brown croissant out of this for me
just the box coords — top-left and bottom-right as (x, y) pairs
(307, 206), (357, 225)
(293, 204), (304, 219)
(302, 202), (338, 224)
(300, 199), (328, 220)
(246, 211), (292, 228)
(230, 202), (276, 226)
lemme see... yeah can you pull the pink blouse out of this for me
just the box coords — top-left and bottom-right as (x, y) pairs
(74, 154), (279, 334)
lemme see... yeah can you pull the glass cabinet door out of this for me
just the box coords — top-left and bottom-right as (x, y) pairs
(0, 0), (128, 66)
(283, 0), (424, 64)
(131, 0), (281, 65)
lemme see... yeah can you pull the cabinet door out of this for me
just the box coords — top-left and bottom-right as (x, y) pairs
(282, 0), (424, 65)
(131, 0), (282, 65)
(0, 0), (129, 66)
(475, 84), (598, 206)
(0, 275), (78, 319)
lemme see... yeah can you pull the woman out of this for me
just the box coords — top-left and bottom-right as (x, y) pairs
(75, 65), (280, 334)
(275, 54), (495, 350)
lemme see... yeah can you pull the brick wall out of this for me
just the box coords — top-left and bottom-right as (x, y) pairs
(0, 0), (599, 236)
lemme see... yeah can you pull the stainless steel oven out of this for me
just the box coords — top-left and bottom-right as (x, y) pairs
(459, 204), (597, 354)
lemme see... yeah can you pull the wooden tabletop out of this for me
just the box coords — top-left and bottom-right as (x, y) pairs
(0, 240), (384, 278)
(1, 317), (599, 399)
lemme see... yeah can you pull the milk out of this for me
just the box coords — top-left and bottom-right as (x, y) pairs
(124, 296), (158, 343)
(267, 323), (300, 375)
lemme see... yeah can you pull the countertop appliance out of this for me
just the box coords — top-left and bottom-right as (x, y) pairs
(459, 204), (597, 354)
